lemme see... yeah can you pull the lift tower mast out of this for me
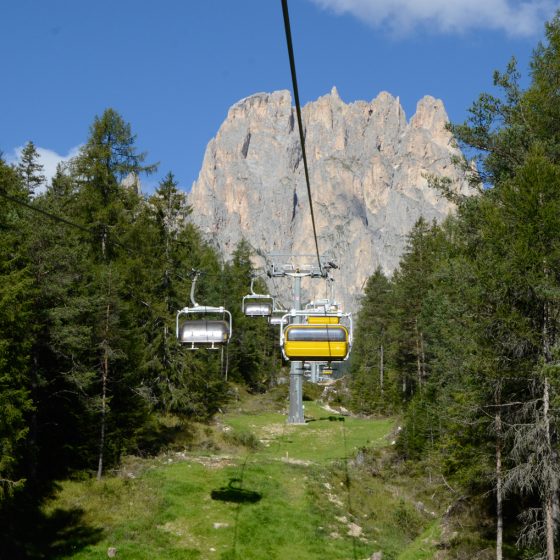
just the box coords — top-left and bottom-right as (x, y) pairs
(269, 255), (335, 424)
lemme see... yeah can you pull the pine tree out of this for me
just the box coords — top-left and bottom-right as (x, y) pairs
(70, 109), (157, 478)
(450, 14), (560, 187)
(17, 141), (45, 197)
(473, 152), (560, 559)
(392, 218), (441, 400)
(0, 158), (34, 499)
(350, 267), (394, 413)
(225, 240), (280, 390)
(140, 173), (222, 417)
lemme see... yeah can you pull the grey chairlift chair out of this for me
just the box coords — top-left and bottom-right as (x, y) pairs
(176, 271), (232, 350)
(242, 276), (274, 317)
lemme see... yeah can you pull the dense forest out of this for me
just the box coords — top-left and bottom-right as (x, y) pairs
(4, 11), (560, 560)
(0, 109), (280, 553)
(350, 13), (560, 559)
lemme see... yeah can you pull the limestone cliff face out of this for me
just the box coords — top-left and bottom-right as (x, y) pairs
(188, 88), (471, 311)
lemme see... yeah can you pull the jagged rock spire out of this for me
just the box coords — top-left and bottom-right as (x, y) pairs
(188, 89), (472, 311)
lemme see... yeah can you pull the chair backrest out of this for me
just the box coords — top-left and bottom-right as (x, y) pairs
(176, 306), (232, 349)
(179, 320), (230, 344)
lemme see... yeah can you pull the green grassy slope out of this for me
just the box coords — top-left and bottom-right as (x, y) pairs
(43, 387), (446, 559)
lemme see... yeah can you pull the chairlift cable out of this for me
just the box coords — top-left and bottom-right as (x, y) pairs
(0, 189), (235, 347)
(0, 189), (172, 319)
(340, 416), (359, 560)
(1, 189), (228, 297)
(226, 452), (254, 558)
(0, 188), (93, 235)
(281, 0), (323, 276)
(1, 188), (235, 395)
(0, 187), (152, 258)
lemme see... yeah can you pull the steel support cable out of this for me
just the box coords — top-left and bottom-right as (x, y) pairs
(0, 190), (196, 333)
(0, 189), (174, 323)
(0, 189), (229, 292)
(2, 190), (235, 401)
(281, 0), (323, 276)
(0, 188), (138, 257)
(1, 189), (235, 387)
(226, 452), (253, 559)
(340, 417), (358, 560)
(0, 188), (92, 234)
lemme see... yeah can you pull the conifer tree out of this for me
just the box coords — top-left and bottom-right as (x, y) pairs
(392, 218), (440, 399)
(17, 141), (45, 197)
(225, 240), (280, 390)
(0, 158), (34, 499)
(350, 267), (394, 413)
(70, 109), (157, 478)
(139, 172), (227, 417)
(472, 151), (560, 559)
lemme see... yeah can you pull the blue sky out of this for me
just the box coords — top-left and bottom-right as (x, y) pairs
(1, 0), (558, 193)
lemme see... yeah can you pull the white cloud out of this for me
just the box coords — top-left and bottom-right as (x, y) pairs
(7, 144), (82, 188)
(309, 0), (558, 36)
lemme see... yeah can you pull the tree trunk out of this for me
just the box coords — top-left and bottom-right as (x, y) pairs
(541, 290), (557, 556)
(415, 317), (422, 390)
(543, 376), (555, 560)
(420, 330), (426, 381)
(97, 229), (110, 481)
(379, 343), (384, 395)
(101, 226), (107, 260)
(495, 390), (503, 560)
(97, 299), (111, 481)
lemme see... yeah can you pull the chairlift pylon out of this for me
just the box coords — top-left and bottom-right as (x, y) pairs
(176, 271), (232, 350)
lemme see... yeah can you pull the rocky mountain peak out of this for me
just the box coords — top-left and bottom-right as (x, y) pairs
(409, 96), (452, 147)
(329, 85), (341, 99)
(188, 89), (472, 312)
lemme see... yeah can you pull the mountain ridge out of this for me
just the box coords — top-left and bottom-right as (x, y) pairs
(188, 88), (472, 311)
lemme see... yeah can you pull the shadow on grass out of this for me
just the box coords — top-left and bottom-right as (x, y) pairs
(0, 499), (103, 559)
(306, 415), (346, 423)
(211, 478), (262, 504)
